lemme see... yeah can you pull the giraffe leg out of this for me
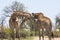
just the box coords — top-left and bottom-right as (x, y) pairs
(10, 26), (15, 40)
(16, 31), (20, 39)
(48, 30), (51, 40)
(16, 25), (20, 40)
(46, 28), (51, 40)
(12, 29), (15, 40)
(39, 30), (41, 40)
(45, 24), (52, 40)
(42, 29), (44, 40)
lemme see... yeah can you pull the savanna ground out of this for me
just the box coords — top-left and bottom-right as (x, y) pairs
(0, 36), (60, 40)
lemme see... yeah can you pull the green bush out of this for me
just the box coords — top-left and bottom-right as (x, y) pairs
(30, 31), (35, 36)
(20, 29), (31, 38)
(53, 31), (60, 37)
(5, 28), (11, 35)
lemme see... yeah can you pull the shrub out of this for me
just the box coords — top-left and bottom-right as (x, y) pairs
(53, 31), (60, 37)
(20, 29), (31, 38)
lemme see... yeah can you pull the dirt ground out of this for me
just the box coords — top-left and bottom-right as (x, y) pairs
(33, 36), (60, 40)
(0, 36), (60, 40)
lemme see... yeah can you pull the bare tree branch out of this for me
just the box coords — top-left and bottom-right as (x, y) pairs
(3, 1), (26, 17)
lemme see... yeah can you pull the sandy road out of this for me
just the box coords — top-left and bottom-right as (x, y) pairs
(33, 36), (60, 40)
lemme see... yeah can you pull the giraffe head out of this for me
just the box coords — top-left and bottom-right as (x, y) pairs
(32, 12), (44, 19)
(32, 12), (44, 22)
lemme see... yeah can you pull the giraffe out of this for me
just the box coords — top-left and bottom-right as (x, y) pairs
(9, 11), (32, 40)
(9, 11), (23, 40)
(32, 12), (52, 40)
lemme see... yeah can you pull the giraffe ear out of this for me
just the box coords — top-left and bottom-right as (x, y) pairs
(32, 13), (34, 14)
(32, 13), (35, 15)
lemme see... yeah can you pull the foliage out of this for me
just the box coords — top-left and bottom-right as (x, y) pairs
(20, 28), (31, 38)
(26, 19), (35, 31)
(55, 16), (60, 32)
(5, 28), (11, 35)
(30, 31), (35, 36)
(53, 31), (60, 37)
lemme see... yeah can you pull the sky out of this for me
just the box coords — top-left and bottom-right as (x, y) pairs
(0, 0), (60, 29)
